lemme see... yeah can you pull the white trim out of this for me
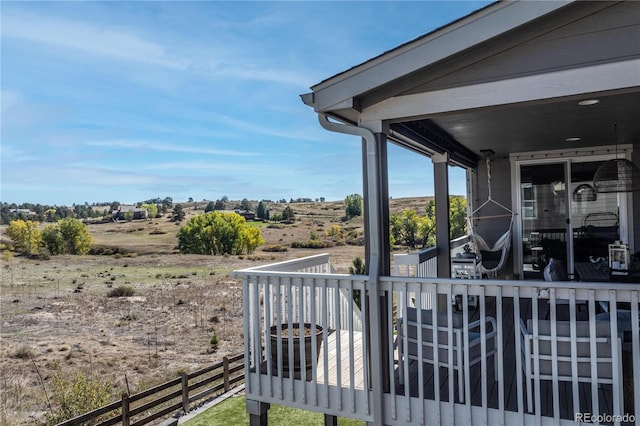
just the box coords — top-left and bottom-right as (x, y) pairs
(311, 1), (573, 111)
(509, 144), (634, 161)
(360, 59), (640, 122)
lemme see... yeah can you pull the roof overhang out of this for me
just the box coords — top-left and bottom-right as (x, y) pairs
(302, 0), (640, 165)
(303, 1), (572, 115)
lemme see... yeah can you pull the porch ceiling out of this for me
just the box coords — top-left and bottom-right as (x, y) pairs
(419, 90), (640, 159)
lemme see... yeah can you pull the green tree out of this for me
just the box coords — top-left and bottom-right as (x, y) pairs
(214, 199), (225, 210)
(256, 201), (269, 220)
(205, 201), (215, 213)
(44, 208), (58, 222)
(425, 196), (467, 240)
(281, 206), (294, 222)
(41, 224), (64, 255)
(57, 218), (93, 254)
(6, 219), (42, 255)
(239, 198), (253, 211)
(177, 211), (264, 255)
(172, 204), (185, 222)
(141, 203), (158, 219)
(349, 257), (366, 309)
(344, 194), (363, 219)
(448, 195), (468, 239)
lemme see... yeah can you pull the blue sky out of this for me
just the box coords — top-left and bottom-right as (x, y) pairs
(1, 1), (490, 206)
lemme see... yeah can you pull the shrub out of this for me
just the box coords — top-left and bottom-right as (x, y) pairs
(262, 244), (288, 252)
(290, 240), (332, 249)
(13, 345), (32, 359)
(44, 367), (113, 425)
(106, 285), (135, 297)
(210, 332), (219, 351)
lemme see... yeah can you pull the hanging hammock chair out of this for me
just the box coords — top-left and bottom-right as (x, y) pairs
(468, 157), (514, 278)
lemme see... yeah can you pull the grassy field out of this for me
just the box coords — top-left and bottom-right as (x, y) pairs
(183, 395), (364, 426)
(0, 197), (431, 425)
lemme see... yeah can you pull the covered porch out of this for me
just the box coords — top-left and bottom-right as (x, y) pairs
(236, 1), (639, 425)
(235, 253), (639, 425)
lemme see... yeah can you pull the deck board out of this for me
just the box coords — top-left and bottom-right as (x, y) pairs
(317, 329), (365, 390)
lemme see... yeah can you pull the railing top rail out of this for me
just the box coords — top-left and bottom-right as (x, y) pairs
(450, 234), (471, 249)
(380, 275), (638, 291)
(232, 253), (331, 273)
(393, 246), (438, 265)
(233, 269), (361, 280)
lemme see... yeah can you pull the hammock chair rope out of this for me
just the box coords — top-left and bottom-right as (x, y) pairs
(468, 157), (515, 277)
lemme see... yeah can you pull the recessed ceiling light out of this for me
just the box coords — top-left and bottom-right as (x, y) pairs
(566, 137), (581, 142)
(578, 99), (600, 106)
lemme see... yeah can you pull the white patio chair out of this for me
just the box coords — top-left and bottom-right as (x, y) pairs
(397, 307), (497, 403)
(519, 319), (623, 414)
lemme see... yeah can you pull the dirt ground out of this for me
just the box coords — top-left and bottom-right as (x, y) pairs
(0, 198), (428, 424)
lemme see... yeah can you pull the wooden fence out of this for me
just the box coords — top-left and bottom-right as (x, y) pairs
(57, 353), (244, 426)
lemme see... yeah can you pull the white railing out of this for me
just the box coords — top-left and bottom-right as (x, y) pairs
(235, 254), (639, 426)
(239, 253), (362, 332)
(236, 268), (371, 421)
(392, 234), (472, 314)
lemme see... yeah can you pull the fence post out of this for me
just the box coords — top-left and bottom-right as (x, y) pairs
(121, 393), (130, 426)
(223, 356), (230, 392)
(181, 373), (189, 414)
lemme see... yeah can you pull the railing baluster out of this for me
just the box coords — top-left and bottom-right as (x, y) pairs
(569, 288), (579, 417)
(549, 287), (559, 423)
(631, 290), (639, 422)
(589, 290), (599, 417)
(234, 254), (639, 425)
(496, 286), (505, 425)
(532, 286), (541, 422)
(333, 277), (343, 411)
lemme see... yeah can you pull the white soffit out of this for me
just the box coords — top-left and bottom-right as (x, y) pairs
(360, 59), (640, 122)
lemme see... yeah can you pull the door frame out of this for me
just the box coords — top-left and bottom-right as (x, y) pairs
(510, 145), (632, 279)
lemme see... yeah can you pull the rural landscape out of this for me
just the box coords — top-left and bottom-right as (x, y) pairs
(0, 195), (447, 425)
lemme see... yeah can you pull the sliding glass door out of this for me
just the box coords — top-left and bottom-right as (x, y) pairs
(518, 157), (626, 279)
(520, 163), (569, 278)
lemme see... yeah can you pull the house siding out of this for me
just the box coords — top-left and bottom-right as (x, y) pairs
(404, 2), (639, 96)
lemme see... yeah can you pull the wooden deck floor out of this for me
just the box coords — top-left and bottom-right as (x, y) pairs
(314, 297), (626, 422)
(317, 329), (366, 390)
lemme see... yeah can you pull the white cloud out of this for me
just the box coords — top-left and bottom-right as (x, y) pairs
(2, 12), (189, 69)
(2, 8), (320, 91)
(208, 112), (322, 142)
(85, 139), (260, 157)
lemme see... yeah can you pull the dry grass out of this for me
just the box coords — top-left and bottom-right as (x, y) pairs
(0, 197), (429, 424)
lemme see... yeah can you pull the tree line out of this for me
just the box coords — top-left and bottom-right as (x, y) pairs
(5, 218), (93, 257)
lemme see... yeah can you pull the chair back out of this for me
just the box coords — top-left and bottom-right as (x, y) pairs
(524, 319), (618, 381)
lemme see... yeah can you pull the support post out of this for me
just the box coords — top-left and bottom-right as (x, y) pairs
(223, 356), (230, 392)
(324, 414), (338, 426)
(433, 153), (451, 310)
(362, 131), (390, 426)
(317, 114), (389, 425)
(181, 373), (189, 414)
(121, 393), (130, 426)
(246, 399), (270, 426)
